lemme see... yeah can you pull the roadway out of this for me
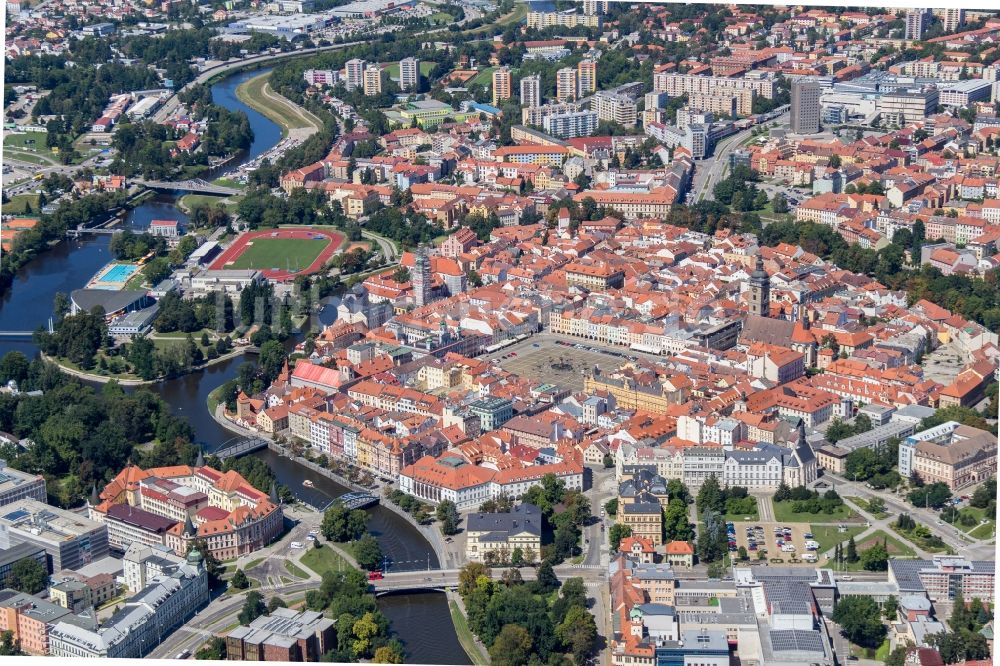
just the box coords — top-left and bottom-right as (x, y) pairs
(824, 473), (995, 560)
(690, 110), (790, 202)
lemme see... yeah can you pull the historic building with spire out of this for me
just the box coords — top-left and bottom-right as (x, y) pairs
(88, 462), (283, 561)
(748, 253), (771, 317)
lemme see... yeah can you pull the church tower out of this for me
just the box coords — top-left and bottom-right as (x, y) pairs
(749, 254), (770, 317)
(413, 248), (432, 307)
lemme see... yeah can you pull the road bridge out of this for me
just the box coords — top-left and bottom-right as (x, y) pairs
(136, 178), (241, 196)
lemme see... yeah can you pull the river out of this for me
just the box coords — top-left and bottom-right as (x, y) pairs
(0, 67), (470, 664)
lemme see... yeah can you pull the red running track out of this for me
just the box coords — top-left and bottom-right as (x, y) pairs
(208, 227), (345, 281)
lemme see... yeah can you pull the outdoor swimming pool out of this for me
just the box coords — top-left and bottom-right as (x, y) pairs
(97, 263), (139, 283)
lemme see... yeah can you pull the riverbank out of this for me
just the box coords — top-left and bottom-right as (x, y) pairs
(235, 72), (324, 140)
(448, 591), (490, 665)
(209, 401), (456, 567)
(43, 345), (247, 385)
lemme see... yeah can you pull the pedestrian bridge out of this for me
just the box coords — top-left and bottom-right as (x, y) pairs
(214, 436), (270, 460)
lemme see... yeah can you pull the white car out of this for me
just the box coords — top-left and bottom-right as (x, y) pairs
(290, 541), (304, 549)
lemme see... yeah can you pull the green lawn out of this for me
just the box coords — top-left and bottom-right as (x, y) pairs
(450, 600), (489, 666)
(284, 560), (310, 579)
(227, 237), (328, 271)
(845, 496), (889, 519)
(236, 72), (321, 135)
(3, 149), (52, 165)
(300, 544), (352, 577)
(948, 505), (996, 535)
(384, 61), (436, 79)
(724, 510), (759, 522)
(968, 521), (996, 540)
(4, 131), (47, 149)
(1, 193), (40, 214)
(773, 501), (859, 524)
(469, 67), (497, 87)
(179, 193), (234, 213)
(856, 530), (916, 557)
(808, 524), (866, 553)
(892, 525), (953, 554)
(428, 11), (456, 24)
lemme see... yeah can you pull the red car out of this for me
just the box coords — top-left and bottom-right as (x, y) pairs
(368, 571), (384, 580)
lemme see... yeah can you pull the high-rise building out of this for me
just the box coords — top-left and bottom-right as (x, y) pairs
(790, 78), (821, 135)
(577, 59), (597, 96)
(593, 91), (637, 126)
(363, 63), (383, 96)
(905, 9), (929, 40)
(941, 8), (965, 33)
(492, 66), (512, 107)
(582, 0), (608, 15)
(520, 74), (542, 109)
(413, 249), (432, 307)
(399, 57), (420, 91)
(749, 254), (771, 317)
(345, 58), (366, 90)
(542, 110), (598, 139)
(556, 67), (578, 102)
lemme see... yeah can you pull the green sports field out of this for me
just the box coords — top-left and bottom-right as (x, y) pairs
(227, 238), (327, 271)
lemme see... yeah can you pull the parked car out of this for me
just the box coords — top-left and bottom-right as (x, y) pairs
(368, 571), (384, 580)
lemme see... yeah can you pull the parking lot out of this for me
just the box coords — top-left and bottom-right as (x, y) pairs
(730, 521), (823, 565)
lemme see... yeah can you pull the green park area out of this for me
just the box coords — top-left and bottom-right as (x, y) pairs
(469, 67), (497, 87)
(808, 524), (866, 553)
(2, 193), (41, 215)
(300, 544), (352, 577)
(4, 131), (47, 149)
(227, 237), (329, 272)
(236, 73), (323, 136)
(773, 500), (858, 524)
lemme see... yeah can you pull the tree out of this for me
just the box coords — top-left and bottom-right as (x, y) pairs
(0, 630), (19, 657)
(832, 596), (886, 649)
(845, 536), (859, 563)
(490, 624), (533, 666)
(267, 596), (287, 612)
(608, 523), (632, 551)
(353, 535), (383, 571)
(238, 591), (267, 625)
(868, 497), (886, 514)
(885, 646), (908, 666)
(882, 595), (899, 620)
(195, 636), (226, 660)
(860, 543), (889, 571)
(971, 478), (995, 508)
(908, 482), (952, 509)
(533, 560), (559, 594)
(322, 503), (368, 542)
(5, 557), (48, 594)
(230, 568), (250, 590)
(501, 567), (523, 587)
(556, 605), (598, 664)
(459, 562), (490, 597)
(663, 499), (693, 541)
(436, 500), (460, 536)
(373, 645), (404, 663)
(351, 612), (381, 659)
(696, 474), (724, 513)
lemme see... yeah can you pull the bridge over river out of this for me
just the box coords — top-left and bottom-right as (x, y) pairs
(136, 178), (241, 196)
(370, 564), (606, 595)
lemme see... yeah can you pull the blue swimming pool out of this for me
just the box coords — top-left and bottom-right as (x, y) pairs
(99, 264), (139, 283)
